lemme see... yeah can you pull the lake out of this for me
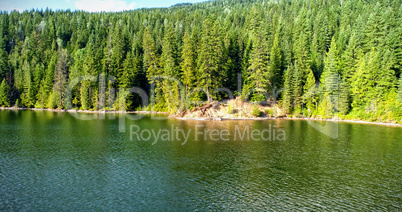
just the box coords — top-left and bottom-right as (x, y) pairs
(0, 110), (401, 210)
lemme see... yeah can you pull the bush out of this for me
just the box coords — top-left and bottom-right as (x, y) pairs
(227, 103), (234, 114)
(252, 104), (262, 117)
(265, 109), (273, 116)
(303, 108), (309, 117)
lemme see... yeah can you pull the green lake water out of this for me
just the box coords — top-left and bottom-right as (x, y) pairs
(0, 110), (401, 210)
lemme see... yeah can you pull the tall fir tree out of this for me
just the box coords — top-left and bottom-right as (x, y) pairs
(197, 18), (224, 102)
(282, 64), (294, 114)
(0, 36), (9, 80)
(303, 69), (317, 111)
(180, 31), (196, 97)
(0, 78), (9, 107)
(20, 60), (34, 107)
(341, 33), (359, 83)
(339, 79), (350, 115)
(270, 34), (283, 90)
(54, 46), (69, 108)
(161, 23), (181, 113)
(246, 20), (269, 101)
(320, 38), (341, 112)
(143, 27), (162, 109)
(292, 63), (303, 110)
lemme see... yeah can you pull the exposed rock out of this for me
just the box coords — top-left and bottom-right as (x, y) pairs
(172, 97), (286, 120)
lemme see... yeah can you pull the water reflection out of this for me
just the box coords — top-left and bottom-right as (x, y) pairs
(0, 110), (401, 210)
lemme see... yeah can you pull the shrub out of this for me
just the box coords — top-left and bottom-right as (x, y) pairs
(227, 103), (234, 114)
(252, 104), (262, 117)
(265, 109), (273, 116)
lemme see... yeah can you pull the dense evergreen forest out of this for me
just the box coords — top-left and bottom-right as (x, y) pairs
(0, 0), (401, 122)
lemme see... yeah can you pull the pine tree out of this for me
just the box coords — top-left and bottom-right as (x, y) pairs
(33, 64), (44, 100)
(143, 27), (159, 80)
(222, 31), (241, 95)
(292, 63), (302, 110)
(0, 79), (9, 107)
(110, 23), (127, 78)
(161, 23), (181, 113)
(339, 79), (350, 115)
(363, 3), (386, 51)
(321, 38), (341, 112)
(282, 64), (294, 114)
(0, 36), (9, 80)
(143, 27), (162, 107)
(377, 48), (397, 98)
(180, 31), (196, 97)
(119, 51), (141, 110)
(319, 92), (334, 119)
(293, 12), (312, 80)
(35, 79), (47, 108)
(20, 60), (34, 107)
(246, 20), (269, 101)
(321, 38), (341, 94)
(351, 50), (375, 110)
(80, 81), (90, 110)
(303, 69), (316, 111)
(341, 33), (359, 83)
(54, 46), (69, 108)
(197, 18), (224, 102)
(270, 34), (283, 89)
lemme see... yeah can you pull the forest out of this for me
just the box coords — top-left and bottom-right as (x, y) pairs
(0, 0), (401, 122)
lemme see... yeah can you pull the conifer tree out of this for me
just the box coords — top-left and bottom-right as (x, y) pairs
(270, 34), (283, 89)
(341, 33), (359, 83)
(161, 23), (181, 112)
(303, 69), (316, 111)
(197, 18), (223, 102)
(363, 3), (386, 51)
(0, 36), (9, 80)
(292, 63), (302, 110)
(282, 64), (294, 113)
(35, 79), (47, 108)
(143, 27), (159, 80)
(377, 49), (397, 98)
(246, 20), (269, 101)
(20, 60), (34, 107)
(143, 27), (162, 108)
(180, 31), (196, 96)
(339, 79), (350, 115)
(351, 51), (373, 109)
(0, 79), (9, 107)
(54, 46), (69, 108)
(321, 38), (341, 112)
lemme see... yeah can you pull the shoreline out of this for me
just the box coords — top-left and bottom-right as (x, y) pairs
(175, 116), (402, 127)
(0, 107), (169, 114)
(1, 107), (402, 127)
